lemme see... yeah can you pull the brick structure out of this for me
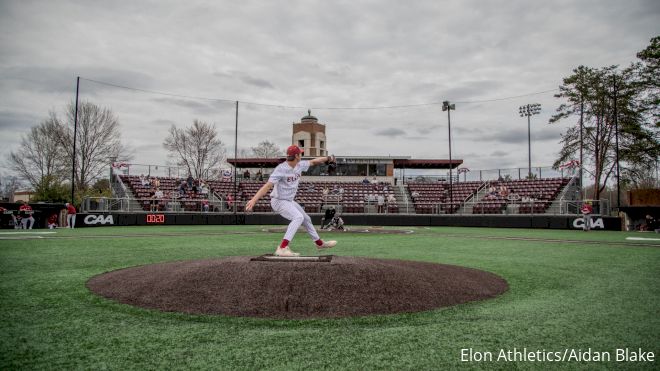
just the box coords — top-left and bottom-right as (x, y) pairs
(292, 110), (327, 157)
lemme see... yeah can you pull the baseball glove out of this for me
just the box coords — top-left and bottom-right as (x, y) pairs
(326, 155), (337, 170)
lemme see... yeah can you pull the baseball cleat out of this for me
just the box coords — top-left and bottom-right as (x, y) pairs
(318, 240), (337, 249)
(274, 247), (300, 257)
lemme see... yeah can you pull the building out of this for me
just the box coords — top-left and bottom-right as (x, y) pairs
(292, 110), (327, 157)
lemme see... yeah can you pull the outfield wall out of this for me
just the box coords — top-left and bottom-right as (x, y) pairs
(72, 213), (623, 231)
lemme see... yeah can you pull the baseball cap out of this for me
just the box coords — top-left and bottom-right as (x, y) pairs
(286, 145), (302, 157)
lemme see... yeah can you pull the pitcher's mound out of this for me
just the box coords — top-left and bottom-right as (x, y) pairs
(87, 256), (507, 319)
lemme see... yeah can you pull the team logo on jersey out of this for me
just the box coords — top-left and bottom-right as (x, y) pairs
(286, 174), (301, 183)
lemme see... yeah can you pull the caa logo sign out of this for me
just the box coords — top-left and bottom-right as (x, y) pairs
(572, 217), (604, 229)
(84, 215), (115, 225)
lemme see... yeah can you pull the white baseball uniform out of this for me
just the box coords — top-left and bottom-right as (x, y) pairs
(268, 160), (320, 242)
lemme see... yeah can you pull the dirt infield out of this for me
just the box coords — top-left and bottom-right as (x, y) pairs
(87, 256), (508, 319)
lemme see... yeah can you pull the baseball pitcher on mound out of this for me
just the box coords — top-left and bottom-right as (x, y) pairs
(246, 145), (338, 257)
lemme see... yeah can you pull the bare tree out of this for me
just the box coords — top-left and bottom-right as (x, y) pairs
(54, 101), (130, 190)
(163, 120), (226, 179)
(251, 140), (282, 158)
(8, 117), (68, 190)
(0, 175), (22, 201)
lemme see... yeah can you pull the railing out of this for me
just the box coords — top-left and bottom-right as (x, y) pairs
(407, 166), (578, 184)
(83, 196), (608, 216)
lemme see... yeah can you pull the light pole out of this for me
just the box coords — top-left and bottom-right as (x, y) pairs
(443, 101), (455, 202)
(519, 103), (541, 178)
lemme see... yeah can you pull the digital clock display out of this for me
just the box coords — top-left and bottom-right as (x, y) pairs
(146, 214), (165, 224)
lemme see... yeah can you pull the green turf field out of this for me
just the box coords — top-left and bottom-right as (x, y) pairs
(1, 226), (658, 370)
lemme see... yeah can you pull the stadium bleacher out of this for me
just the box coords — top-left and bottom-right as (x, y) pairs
(119, 175), (572, 214)
(471, 178), (571, 214)
(406, 181), (483, 214)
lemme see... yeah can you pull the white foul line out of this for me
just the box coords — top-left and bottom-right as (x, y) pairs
(626, 236), (660, 241)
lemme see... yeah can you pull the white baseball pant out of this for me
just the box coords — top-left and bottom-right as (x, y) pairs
(67, 214), (76, 228)
(271, 198), (319, 242)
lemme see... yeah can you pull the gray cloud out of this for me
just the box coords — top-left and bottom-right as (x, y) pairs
(214, 70), (275, 89)
(0, 110), (41, 130)
(491, 150), (509, 157)
(374, 128), (406, 137)
(0, 0), (657, 175)
(0, 66), (153, 95)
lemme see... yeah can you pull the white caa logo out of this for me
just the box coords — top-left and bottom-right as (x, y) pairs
(84, 215), (114, 225)
(572, 217), (604, 229)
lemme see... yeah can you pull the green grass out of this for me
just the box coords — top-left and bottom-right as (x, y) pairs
(1, 226), (659, 370)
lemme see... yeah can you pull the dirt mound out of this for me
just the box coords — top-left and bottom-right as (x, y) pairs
(264, 227), (414, 234)
(87, 256), (507, 319)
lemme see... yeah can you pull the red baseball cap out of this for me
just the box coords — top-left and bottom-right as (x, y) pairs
(286, 145), (302, 157)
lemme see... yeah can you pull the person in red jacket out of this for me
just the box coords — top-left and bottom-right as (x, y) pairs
(65, 203), (77, 229)
(19, 201), (35, 229)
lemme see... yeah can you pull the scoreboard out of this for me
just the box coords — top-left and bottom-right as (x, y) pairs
(146, 214), (165, 224)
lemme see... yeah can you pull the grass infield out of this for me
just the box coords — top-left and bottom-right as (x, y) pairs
(1, 226), (659, 370)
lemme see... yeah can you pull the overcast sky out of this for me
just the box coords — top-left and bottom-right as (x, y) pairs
(1, 0), (658, 180)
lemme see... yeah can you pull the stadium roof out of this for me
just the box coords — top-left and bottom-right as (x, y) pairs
(392, 159), (462, 169)
(227, 157), (463, 169)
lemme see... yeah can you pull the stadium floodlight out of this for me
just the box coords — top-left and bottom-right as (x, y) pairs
(519, 103), (541, 179)
(442, 101), (456, 203)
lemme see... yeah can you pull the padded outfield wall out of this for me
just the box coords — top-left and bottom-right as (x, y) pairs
(73, 212), (622, 231)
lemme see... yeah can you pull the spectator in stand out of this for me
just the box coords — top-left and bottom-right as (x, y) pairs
(362, 177), (370, 184)
(139, 174), (149, 187)
(65, 202), (77, 229)
(338, 186), (344, 195)
(499, 186), (509, 198)
(487, 184), (497, 196)
(256, 170), (263, 181)
(47, 213), (58, 229)
(322, 186), (329, 197)
(226, 193), (234, 210)
(186, 174), (194, 189)
(243, 169), (251, 180)
(217, 193), (224, 211)
(377, 194), (385, 213)
(19, 201), (35, 229)
(151, 177), (160, 189)
(152, 188), (164, 212)
(387, 194), (397, 210)
(411, 191), (420, 199)
(200, 181), (209, 195)
(178, 180), (187, 197)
